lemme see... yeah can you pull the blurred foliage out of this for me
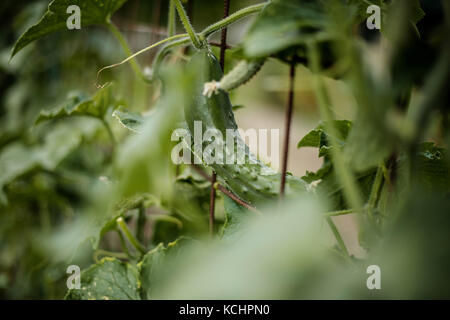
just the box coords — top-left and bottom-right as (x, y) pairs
(1, 0), (449, 300)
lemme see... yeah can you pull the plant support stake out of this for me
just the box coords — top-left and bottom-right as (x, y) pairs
(209, 0), (231, 236)
(280, 63), (296, 197)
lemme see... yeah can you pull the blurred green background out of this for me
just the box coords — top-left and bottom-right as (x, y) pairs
(1, 0), (449, 300)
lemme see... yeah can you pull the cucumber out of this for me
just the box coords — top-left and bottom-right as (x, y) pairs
(184, 50), (307, 206)
(203, 58), (266, 97)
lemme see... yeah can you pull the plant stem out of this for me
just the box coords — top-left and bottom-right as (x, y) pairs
(174, 0), (202, 48)
(208, 0), (231, 237)
(116, 230), (134, 260)
(94, 249), (129, 263)
(201, 3), (266, 38)
(191, 164), (261, 215)
(326, 217), (350, 258)
(106, 22), (147, 82)
(102, 3), (264, 78)
(153, 38), (191, 74)
(219, 0), (231, 69)
(116, 217), (146, 255)
(368, 165), (384, 209)
(308, 42), (359, 260)
(308, 42), (363, 212)
(98, 34), (188, 83)
(149, 214), (183, 229)
(209, 173), (217, 236)
(324, 209), (354, 217)
(136, 204), (146, 244)
(209, 41), (233, 50)
(167, 0), (177, 36)
(101, 118), (117, 146)
(280, 63), (296, 197)
(215, 183), (262, 215)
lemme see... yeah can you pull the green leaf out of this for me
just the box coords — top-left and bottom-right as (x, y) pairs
(35, 84), (122, 125)
(298, 120), (352, 149)
(11, 0), (128, 59)
(232, 105), (245, 112)
(112, 108), (145, 133)
(297, 129), (321, 149)
(65, 257), (141, 300)
(139, 237), (192, 299)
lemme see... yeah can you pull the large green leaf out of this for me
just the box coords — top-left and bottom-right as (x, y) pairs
(11, 0), (128, 59)
(35, 84), (123, 125)
(65, 257), (141, 300)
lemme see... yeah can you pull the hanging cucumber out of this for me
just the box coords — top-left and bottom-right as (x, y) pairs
(203, 58), (266, 97)
(184, 50), (307, 206)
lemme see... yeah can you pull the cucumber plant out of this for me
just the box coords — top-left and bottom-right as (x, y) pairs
(1, 0), (449, 299)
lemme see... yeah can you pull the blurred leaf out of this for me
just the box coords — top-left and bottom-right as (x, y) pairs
(243, 0), (329, 59)
(65, 257), (141, 300)
(232, 105), (245, 112)
(11, 0), (128, 58)
(116, 66), (194, 199)
(114, 192), (159, 214)
(152, 171), (211, 245)
(94, 193), (160, 249)
(152, 198), (329, 299)
(351, 0), (425, 37)
(0, 124), (82, 204)
(416, 142), (450, 193)
(35, 84), (122, 125)
(220, 196), (248, 239)
(0, 144), (38, 204)
(112, 108), (145, 133)
(139, 237), (192, 299)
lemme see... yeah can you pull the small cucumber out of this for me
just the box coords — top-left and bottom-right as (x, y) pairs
(185, 50), (306, 206)
(203, 58), (265, 97)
